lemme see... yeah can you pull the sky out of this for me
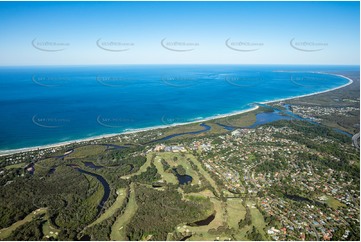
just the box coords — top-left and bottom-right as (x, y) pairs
(0, 1), (359, 65)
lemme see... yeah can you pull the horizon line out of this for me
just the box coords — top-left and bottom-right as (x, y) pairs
(0, 64), (360, 68)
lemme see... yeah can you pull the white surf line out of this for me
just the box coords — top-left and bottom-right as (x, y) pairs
(0, 73), (354, 157)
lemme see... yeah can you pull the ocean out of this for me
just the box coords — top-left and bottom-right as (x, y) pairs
(0, 65), (356, 152)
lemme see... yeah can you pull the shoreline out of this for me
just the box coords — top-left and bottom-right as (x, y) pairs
(261, 72), (354, 104)
(0, 73), (354, 157)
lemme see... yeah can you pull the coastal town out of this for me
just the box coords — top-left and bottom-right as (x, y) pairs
(0, 96), (359, 241)
(0, 0), (359, 240)
(144, 124), (359, 241)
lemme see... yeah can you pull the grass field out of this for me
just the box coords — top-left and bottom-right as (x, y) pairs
(80, 174), (105, 221)
(234, 224), (252, 241)
(182, 197), (261, 241)
(161, 122), (206, 136)
(157, 153), (200, 185)
(186, 189), (215, 198)
(325, 196), (347, 209)
(0, 208), (47, 240)
(42, 219), (60, 239)
(88, 188), (127, 227)
(231, 200), (268, 241)
(247, 201), (268, 240)
(66, 145), (107, 159)
(120, 153), (153, 179)
(226, 198), (246, 230)
(156, 107), (262, 139)
(4, 162), (26, 170)
(215, 112), (257, 127)
(184, 154), (220, 196)
(154, 156), (178, 184)
(34, 158), (57, 175)
(176, 195), (227, 241)
(110, 184), (138, 241)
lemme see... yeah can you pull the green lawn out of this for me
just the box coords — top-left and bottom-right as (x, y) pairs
(215, 111), (257, 127)
(34, 158), (57, 175)
(42, 219), (60, 240)
(176, 196), (227, 241)
(161, 123), (206, 137)
(88, 188), (127, 227)
(232, 200), (268, 241)
(153, 156), (178, 184)
(226, 198), (246, 230)
(247, 201), (268, 240)
(184, 154), (221, 196)
(185, 189), (215, 198)
(153, 107), (262, 139)
(325, 196), (347, 209)
(120, 153), (154, 179)
(156, 153), (200, 185)
(234, 224), (252, 241)
(66, 145), (107, 159)
(0, 208), (47, 240)
(77, 174), (106, 223)
(110, 184), (138, 241)
(4, 163), (26, 170)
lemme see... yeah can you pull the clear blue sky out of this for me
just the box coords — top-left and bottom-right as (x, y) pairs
(0, 1), (359, 65)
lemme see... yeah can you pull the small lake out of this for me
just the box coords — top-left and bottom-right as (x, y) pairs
(47, 167), (56, 175)
(180, 234), (192, 241)
(188, 213), (215, 226)
(216, 110), (291, 130)
(284, 194), (324, 207)
(172, 168), (193, 185)
(79, 235), (91, 241)
(248, 111), (291, 128)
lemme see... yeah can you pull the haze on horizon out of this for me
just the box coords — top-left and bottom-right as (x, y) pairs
(0, 1), (359, 66)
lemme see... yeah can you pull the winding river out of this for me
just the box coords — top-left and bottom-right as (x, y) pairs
(65, 164), (111, 215)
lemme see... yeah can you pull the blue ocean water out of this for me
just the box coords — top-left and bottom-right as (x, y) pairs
(0, 65), (356, 151)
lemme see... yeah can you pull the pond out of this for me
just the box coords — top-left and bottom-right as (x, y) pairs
(216, 109), (291, 130)
(180, 234), (192, 241)
(188, 213), (215, 226)
(79, 235), (91, 241)
(284, 194), (324, 207)
(47, 167), (56, 175)
(172, 168), (193, 185)
(248, 111), (291, 128)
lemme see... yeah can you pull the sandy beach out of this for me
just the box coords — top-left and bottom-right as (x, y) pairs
(0, 73), (354, 157)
